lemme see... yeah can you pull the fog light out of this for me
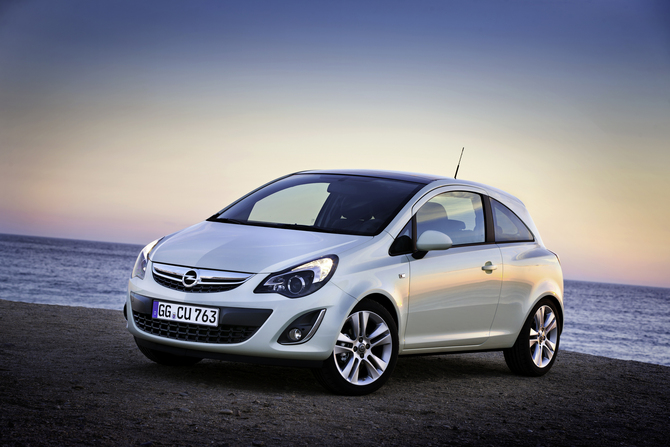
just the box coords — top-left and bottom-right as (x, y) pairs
(288, 328), (303, 342)
(278, 309), (326, 345)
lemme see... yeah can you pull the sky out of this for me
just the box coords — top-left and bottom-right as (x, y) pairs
(1, 0), (669, 287)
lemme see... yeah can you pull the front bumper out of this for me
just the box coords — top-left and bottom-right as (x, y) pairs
(127, 263), (356, 364)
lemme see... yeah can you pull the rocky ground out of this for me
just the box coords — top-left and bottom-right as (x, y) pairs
(1, 300), (668, 447)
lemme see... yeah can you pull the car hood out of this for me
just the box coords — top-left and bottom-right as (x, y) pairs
(150, 221), (370, 273)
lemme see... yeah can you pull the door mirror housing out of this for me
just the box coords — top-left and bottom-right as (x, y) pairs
(416, 230), (453, 252)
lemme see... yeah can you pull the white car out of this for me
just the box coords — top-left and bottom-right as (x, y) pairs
(126, 170), (563, 395)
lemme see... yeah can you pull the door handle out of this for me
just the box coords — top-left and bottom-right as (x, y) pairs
(481, 262), (497, 272)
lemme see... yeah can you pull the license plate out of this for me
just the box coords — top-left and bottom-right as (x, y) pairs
(152, 301), (219, 327)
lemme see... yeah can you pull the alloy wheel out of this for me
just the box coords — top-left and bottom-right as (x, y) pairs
(333, 310), (393, 385)
(529, 305), (559, 368)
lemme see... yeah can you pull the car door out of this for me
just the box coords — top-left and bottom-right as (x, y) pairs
(403, 188), (503, 350)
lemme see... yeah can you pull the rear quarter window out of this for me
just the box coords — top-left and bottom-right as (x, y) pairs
(491, 198), (534, 242)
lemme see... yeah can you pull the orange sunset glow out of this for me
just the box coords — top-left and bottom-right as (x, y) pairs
(1, 1), (669, 287)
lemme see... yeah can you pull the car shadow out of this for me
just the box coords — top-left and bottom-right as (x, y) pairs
(123, 351), (514, 395)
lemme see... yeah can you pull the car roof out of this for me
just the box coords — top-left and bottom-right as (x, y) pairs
(298, 169), (522, 204)
(299, 169), (443, 184)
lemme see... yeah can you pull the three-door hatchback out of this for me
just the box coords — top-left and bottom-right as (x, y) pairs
(127, 170), (563, 395)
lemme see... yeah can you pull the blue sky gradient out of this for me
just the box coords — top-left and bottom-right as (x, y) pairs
(1, 0), (669, 286)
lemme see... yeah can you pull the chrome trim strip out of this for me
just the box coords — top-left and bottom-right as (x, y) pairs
(152, 262), (253, 285)
(281, 309), (327, 345)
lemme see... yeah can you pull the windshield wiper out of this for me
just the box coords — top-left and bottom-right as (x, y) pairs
(270, 223), (332, 232)
(208, 219), (337, 233)
(209, 217), (246, 225)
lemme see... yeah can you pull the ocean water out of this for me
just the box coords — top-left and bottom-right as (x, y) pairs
(0, 233), (142, 310)
(561, 280), (670, 367)
(1, 233), (669, 367)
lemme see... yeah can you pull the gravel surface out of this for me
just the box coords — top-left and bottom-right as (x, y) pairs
(1, 300), (668, 446)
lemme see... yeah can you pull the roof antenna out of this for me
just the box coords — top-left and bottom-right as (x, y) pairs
(454, 147), (464, 179)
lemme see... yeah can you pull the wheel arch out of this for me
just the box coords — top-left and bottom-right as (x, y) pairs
(524, 275), (564, 336)
(531, 293), (564, 335)
(357, 293), (400, 331)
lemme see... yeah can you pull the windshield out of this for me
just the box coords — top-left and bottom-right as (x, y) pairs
(210, 174), (424, 236)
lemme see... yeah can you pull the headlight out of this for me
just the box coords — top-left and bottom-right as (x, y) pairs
(254, 255), (339, 298)
(131, 238), (162, 280)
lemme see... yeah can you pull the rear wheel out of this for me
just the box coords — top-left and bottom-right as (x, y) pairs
(313, 300), (398, 395)
(135, 338), (203, 366)
(504, 298), (560, 376)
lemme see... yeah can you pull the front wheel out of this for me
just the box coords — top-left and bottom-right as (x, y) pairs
(504, 298), (561, 376)
(313, 300), (398, 395)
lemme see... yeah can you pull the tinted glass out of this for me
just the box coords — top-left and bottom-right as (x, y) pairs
(491, 199), (534, 242)
(416, 192), (485, 245)
(389, 218), (414, 256)
(248, 183), (329, 225)
(214, 174), (423, 236)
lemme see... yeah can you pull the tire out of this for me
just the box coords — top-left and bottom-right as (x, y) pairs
(504, 298), (561, 376)
(135, 338), (203, 367)
(312, 300), (399, 395)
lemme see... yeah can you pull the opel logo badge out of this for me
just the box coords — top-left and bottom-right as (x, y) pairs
(182, 269), (199, 288)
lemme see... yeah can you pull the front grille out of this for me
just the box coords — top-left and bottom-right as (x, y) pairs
(153, 274), (240, 293)
(133, 311), (259, 344)
(152, 263), (253, 294)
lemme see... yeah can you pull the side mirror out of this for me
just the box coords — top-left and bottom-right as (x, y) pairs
(416, 230), (453, 252)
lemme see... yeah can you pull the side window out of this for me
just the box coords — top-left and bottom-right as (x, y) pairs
(491, 199), (534, 242)
(397, 218), (412, 239)
(389, 219), (414, 256)
(416, 192), (485, 245)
